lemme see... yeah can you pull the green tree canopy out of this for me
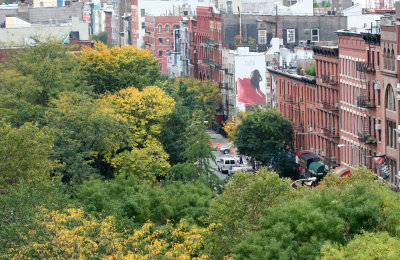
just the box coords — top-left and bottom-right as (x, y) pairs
(321, 232), (400, 260)
(233, 168), (400, 259)
(76, 175), (216, 228)
(306, 60), (316, 76)
(0, 121), (54, 190)
(90, 32), (109, 45)
(0, 41), (88, 126)
(207, 170), (294, 258)
(234, 108), (293, 166)
(45, 92), (129, 182)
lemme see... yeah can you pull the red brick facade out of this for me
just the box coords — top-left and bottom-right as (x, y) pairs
(269, 26), (400, 186)
(189, 6), (223, 83)
(313, 46), (340, 168)
(143, 15), (182, 58)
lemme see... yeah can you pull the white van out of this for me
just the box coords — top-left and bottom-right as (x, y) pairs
(217, 157), (237, 174)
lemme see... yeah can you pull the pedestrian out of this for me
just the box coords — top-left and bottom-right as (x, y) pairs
(239, 155), (243, 164)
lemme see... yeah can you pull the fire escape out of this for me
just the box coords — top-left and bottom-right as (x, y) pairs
(356, 61), (378, 169)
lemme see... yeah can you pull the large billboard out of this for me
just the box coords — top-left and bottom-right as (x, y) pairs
(235, 55), (267, 112)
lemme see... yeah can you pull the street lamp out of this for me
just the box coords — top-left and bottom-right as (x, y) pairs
(337, 144), (365, 166)
(291, 177), (317, 187)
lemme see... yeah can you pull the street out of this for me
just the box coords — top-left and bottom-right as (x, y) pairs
(207, 129), (239, 180)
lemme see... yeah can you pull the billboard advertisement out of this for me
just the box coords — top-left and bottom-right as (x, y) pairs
(235, 55), (267, 112)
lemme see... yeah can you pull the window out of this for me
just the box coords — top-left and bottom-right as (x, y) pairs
(391, 49), (395, 71)
(311, 28), (319, 42)
(258, 30), (267, 44)
(183, 11), (188, 15)
(141, 9), (145, 17)
(166, 37), (170, 45)
(287, 29), (295, 43)
(385, 84), (396, 111)
(158, 25), (162, 33)
(158, 38), (163, 45)
(227, 1), (232, 13)
(166, 25), (170, 33)
(159, 50), (163, 57)
(141, 22), (145, 29)
(386, 120), (397, 149)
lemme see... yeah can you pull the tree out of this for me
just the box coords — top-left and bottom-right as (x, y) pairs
(112, 137), (171, 183)
(206, 170), (294, 258)
(321, 232), (400, 260)
(79, 42), (160, 94)
(77, 175), (216, 227)
(0, 41), (88, 126)
(234, 108), (293, 167)
(90, 31), (109, 45)
(0, 121), (54, 190)
(4, 207), (215, 259)
(233, 168), (400, 259)
(306, 60), (316, 76)
(7, 40), (87, 107)
(104, 85), (175, 147)
(0, 178), (71, 257)
(45, 92), (129, 182)
(182, 124), (224, 192)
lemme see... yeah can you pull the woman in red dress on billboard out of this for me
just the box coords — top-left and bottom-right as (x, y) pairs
(237, 69), (266, 109)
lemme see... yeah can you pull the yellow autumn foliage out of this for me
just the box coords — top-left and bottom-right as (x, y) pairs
(5, 208), (215, 259)
(79, 42), (160, 94)
(111, 137), (171, 183)
(104, 85), (175, 146)
(222, 114), (243, 142)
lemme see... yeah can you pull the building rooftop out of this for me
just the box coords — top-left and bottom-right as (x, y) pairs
(267, 67), (316, 84)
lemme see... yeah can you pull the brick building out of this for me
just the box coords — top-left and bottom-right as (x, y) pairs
(379, 17), (398, 184)
(336, 29), (382, 174)
(269, 18), (400, 185)
(189, 6), (223, 83)
(313, 46), (340, 168)
(269, 56), (340, 172)
(143, 15), (182, 58)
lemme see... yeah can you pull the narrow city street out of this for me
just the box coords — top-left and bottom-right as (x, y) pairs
(207, 129), (239, 180)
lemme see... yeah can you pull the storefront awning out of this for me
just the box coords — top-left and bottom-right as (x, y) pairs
(308, 162), (327, 176)
(295, 150), (311, 158)
(299, 152), (320, 168)
(334, 166), (350, 179)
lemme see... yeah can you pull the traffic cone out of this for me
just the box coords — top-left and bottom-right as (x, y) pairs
(209, 139), (214, 147)
(216, 143), (220, 151)
(230, 145), (235, 154)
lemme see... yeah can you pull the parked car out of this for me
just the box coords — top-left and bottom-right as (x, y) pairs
(217, 157), (237, 174)
(228, 165), (253, 176)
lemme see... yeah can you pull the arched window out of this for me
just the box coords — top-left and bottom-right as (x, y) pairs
(385, 84), (396, 111)
(165, 25), (170, 33)
(158, 24), (162, 33)
(166, 37), (170, 45)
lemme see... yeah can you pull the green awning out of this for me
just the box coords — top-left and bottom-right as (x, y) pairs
(308, 162), (327, 176)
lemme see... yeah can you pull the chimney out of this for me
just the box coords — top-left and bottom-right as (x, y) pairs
(18, 2), (29, 21)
